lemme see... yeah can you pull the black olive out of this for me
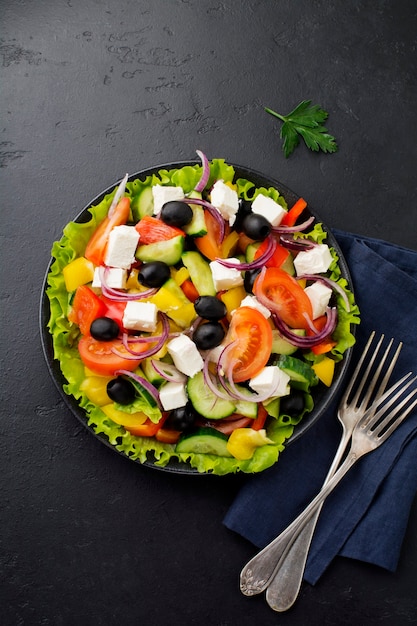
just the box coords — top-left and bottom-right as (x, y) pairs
(242, 213), (272, 241)
(279, 390), (305, 417)
(192, 322), (225, 350)
(160, 200), (193, 227)
(138, 261), (171, 288)
(90, 316), (120, 341)
(244, 268), (261, 294)
(233, 199), (253, 231)
(107, 377), (136, 404)
(165, 402), (198, 432)
(194, 296), (227, 321)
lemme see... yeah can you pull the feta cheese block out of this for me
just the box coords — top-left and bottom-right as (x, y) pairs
(122, 301), (158, 332)
(294, 244), (333, 275)
(210, 179), (239, 226)
(159, 381), (188, 411)
(209, 259), (244, 291)
(251, 194), (287, 227)
(152, 185), (184, 214)
(238, 295), (271, 318)
(304, 281), (333, 319)
(249, 366), (291, 398)
(104, 225), (140, 269)
(92, 267), (127, 289)
(166, 334), (204, 378)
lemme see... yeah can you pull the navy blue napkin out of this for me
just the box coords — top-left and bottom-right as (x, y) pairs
(223, 231), (417, 584)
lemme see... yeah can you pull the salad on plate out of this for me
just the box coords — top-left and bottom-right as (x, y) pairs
(45, 151), (359, 474)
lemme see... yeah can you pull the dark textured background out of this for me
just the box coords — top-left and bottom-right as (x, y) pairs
(1, 1), (416, 625)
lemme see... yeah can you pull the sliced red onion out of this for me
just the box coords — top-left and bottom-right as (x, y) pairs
(100, 267), (158, 301)
(224, 358), (275, 403)
(297, 274), (351, 311)
(117, 312), (170, 359)
(114, 369), (162, 409)
(279, 233), (317, 251)
(107, 173), (129, 218)
(194, 150), (210, 192)
(272, 306), (338, 347)
(272, 215), (315, 234)
(215, 235), (277, 270)
(202, 353), (235, 401)
(215, 342), (272, 402)
(150, 359), (186, 384)
(180, 196), (226, 241)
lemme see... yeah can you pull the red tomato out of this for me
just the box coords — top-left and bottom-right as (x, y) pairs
(208, 415), (253, 435)
(85, 197), (131, 266)
(99, 296), (127, 331)
(180, 279), (200, 302)
(307, 314), (337, 354)
(254, 239), (290, 268)
(68, 285), (106, 335)
(135, 216), (185, 244)
(78, 336), (146, 376)
(254, 267), (313, 330)
(223, 306), (272, 383)
(251, 405), (268, 430)
(195, 210), (230, 261)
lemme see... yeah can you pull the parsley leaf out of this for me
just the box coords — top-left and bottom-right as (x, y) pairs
(265, 100), (338, 158)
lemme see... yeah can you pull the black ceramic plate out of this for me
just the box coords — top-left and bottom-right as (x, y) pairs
(40, 161), (355, 475)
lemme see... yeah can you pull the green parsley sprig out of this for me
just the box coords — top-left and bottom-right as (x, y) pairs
(265, 100), (338, 158)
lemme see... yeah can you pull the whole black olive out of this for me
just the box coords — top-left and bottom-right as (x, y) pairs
(193, 322), (225, 350)
(279, 390), (305, 417)
(233, 199), (253, 231)
(165, 402), (198, 432)
(138, 261), (170, 288)
(107, 377), (136, 405)
(242, 213), (272, 241)
(194, 296), (227, 321)
(90, 316), (120, 341)
(160, 200), (193, 227)
(244, 268), (261, 294)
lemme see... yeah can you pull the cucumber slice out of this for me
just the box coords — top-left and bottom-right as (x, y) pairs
(280, 253), (295, 276)
(234, 385), (259, 419)
(183, 192), (207, 237)
(141, 358), (166, 387)
(245, 242), (261, 263)
(187, 371), (236, 419)
(276, 354), (318, 386)
(271, 329), (305, 355)
(131, 186), (154, 221)
(175, 427), (232, 456)
(136, 235), (184, 265)
(181, 251), (216, 296)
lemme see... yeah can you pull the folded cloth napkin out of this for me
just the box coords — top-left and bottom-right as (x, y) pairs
(223, 230), (417, 585)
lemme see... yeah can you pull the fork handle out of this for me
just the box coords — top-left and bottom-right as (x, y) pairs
(240, 451), (359, 596)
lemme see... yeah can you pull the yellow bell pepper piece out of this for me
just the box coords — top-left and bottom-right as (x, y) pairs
(220, 285), (247, 318)
(312, 356), (335, 387)
(101, 404), (148, 428)
(221, 230), (240, 258)
(63, 256), (94, 292)
(227, 428), (274, 460)
(172, 266), (190, 286)
(80, 376), (114, 406)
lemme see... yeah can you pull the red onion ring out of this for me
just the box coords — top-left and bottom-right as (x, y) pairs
(114, 369), (162, 409)
(272, 215), (315, 234)
(107, 173), (128, 218)
(180, 196), (226, 242)
(202, 352), (235, 401)
(297, 274), (351, 311)
(279, 233), (317, 252)
(194, 150), (210, 192)
(272, 306), (338, 347)
(150, 359), (186, 384)
(116, 312), (170, 359)
(100, 267), (158, 302)
(215, 235), (277, 270)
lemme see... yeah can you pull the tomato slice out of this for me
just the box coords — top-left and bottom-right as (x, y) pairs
(135, 215), (185, 244)
(254, 239), (290, 268)
(223, 306), (272, 383)
(78, 336), (146, 376)
(85, 197), (131, 266)
(68, 285), (106, 335)
(195, 210), (230, 261)
(254, 267), (313, 330)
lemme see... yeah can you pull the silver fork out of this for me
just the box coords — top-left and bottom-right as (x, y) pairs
(240, 341), (417, 600)
(265, 333), (403, 611)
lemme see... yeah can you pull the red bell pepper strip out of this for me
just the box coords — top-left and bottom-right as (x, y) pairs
(280, 198), (307, 227)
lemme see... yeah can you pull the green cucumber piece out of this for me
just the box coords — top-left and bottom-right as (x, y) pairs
(141, 359), (166, 387)
(280, 253), (295, 276)
(234, 385), (259, 419)
(245, 242), (261, 263)
(181, 251), (216, 296)
(276, 354), (318, 386)
(187, 371), (236, 419)
(175, 427), (232, 456)
(136, 234), (184, 265)
(271, 329), (305, 355)
(131, 186), (154, 221)
(183, 192), (207, 237)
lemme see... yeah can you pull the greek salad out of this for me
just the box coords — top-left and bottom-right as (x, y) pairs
(46, 151), (360, 474)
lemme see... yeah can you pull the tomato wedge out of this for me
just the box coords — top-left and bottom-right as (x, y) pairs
(78, 336), (147, 376)
(68, 285), (106, 335)
(254, 267), (313, 330)
(223, 306), (272, 383)
(85, 196), (131, 266)
(254, 239), (290, 268)
(195, 210), (230, 261)
(135, 215), (185, 244)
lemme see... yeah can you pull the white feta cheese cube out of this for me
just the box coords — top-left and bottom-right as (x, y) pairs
(92, 267), (127, 289)
(249, 366), (291, 398)
(251, 194), (287, 227)
(167, 334), (204, 378)
(152, 185), (184, 214)
(209, 259), (243, 291)
(104, 225), (140, 269)
(239, 295), (271, 318)
(294, 244), (333, 275)
(159, 381), (188, 411)
(304, 282), (333, 319)
(122, 301), (158, 332)
(210, 180), (239, 226)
